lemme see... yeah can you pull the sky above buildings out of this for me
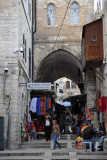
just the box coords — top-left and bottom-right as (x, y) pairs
(94, 0), (102, 11)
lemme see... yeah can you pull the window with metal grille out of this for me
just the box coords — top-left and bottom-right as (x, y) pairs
(70, 2), (80, 24)
(92, 35), (97, 41)
(47, 3), (56, 26)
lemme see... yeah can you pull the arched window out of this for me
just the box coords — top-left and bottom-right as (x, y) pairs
(47, 3), (56, 25)
(70, 2), (80, 24)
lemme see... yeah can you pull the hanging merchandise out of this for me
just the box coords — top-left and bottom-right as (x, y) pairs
(36, 97), (41, 115)
(53, 104), (55, 111)
(97, 91), (101, 111)
(40, 97), (46, 115)
(49, 98), (52, 109)
(30, 98), (37, 113)
(28, 112), (31, 123)
(21, 118), (26, 138)
(100, 96), (106, 113)
(86, 108), (93, 121)
(46, 98), (49, 110)
(104, 112), (107, 134)
(30, 96), (53, 116)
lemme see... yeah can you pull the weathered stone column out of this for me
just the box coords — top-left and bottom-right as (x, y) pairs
(85, 69), (96, 108)
(84, 69), (98, 127)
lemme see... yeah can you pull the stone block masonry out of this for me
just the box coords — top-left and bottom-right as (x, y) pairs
(0, 0), (32, 149)
(34, 0), (94, 80)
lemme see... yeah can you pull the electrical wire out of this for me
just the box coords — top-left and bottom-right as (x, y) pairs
(53, 0), (72, 51)
(51, 0), (72, 80)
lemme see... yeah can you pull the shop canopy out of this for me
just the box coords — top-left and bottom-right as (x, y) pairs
(30, 90), (55, 98)
(63, 93), (87, 103)
(57, 101), (71, 107)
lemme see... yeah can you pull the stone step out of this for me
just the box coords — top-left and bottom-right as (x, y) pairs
(21, 145), (50, 149)
(77, 151), (107, 156)
(21, 143), (50, 146)
(0, 156), (73, 160)
(0, 157), (43, 160)
(21, 141), (67, 149)
(78, 158), (107, 160)
(52, 152), (69, 156)
(0, 152), (44, 157)
(22, 141), (50, 145)
(0, 150), (77, 160)
(51, 157), (70, 160)
(77, 152), (107, 160)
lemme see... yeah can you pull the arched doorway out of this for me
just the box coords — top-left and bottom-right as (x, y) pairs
(30, 49), (86, 136)
(37, 49), (84, 92)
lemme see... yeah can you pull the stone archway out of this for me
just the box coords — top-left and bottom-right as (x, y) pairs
(34, 43), (81, 80)
(36, 49), (83, 92)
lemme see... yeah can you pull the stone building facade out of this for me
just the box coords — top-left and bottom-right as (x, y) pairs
(55, 77), (80, 103)
(82, 0), (107, 130)
(0, 0), (33, 149)
(34, 0), (94, 82)
(96, 0), (107, 133)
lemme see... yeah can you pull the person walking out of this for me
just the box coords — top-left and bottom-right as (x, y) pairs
(44, 113), (52, 141)
(59, 115), (65, 134)
(30, 121), (35, 140)
(76, 117), (83, 137)
(52, 120), (61, 150)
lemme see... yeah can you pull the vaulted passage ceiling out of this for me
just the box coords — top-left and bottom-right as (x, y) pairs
(37, 49), (83, 85)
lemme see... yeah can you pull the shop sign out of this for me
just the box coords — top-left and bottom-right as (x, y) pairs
(27, 83), (51, 90)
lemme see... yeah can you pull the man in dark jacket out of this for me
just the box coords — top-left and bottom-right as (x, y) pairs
(83, 124), (95, 151)
(83, 124), (95, 140)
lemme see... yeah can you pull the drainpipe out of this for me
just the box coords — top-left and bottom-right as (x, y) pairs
(32, 0), (37, 82)
(34, 0), (37, 34)
(3, 73), (6, 102)
(3, 70), (11, 149)
(6, 96), (11, 149)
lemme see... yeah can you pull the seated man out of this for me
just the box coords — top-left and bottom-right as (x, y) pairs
(95, 122), (105, 137)
(83, 124), (95, 151)
(97, 136), (107, 151)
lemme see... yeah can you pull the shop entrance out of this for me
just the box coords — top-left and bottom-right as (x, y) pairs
(28, 49), (86, 140)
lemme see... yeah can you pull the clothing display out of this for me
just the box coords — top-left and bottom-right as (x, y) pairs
(46, 98), (49, 110)
(49, 98), (52, 109)
(28, 113), (31, 123)
(21, 119), (26, 138)
(100, 96), (106, 113)
(30, 97), (52, 116)
(36, 97), (41, 115)
(40, 97), (46, 115)
(30, 98), (37, 113)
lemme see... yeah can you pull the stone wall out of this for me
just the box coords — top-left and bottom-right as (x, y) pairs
(34, 0), (94, 80)
(0, 0), (32, 149)
(0, 0), (19, 149)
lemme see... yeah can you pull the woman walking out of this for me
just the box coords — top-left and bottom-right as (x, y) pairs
(52, 120), (61, 150)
